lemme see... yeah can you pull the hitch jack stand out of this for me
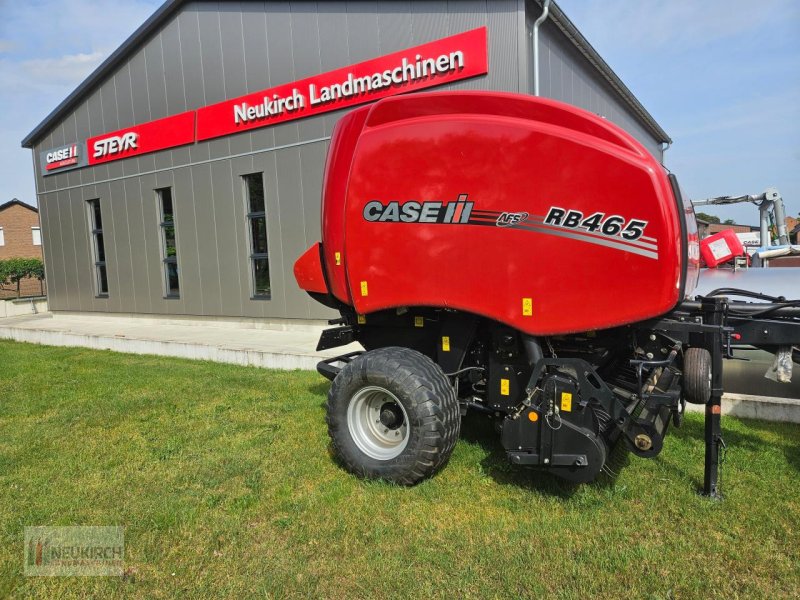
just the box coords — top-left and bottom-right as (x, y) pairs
(702, 297), (727, 499)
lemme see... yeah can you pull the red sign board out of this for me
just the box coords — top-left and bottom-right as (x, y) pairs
(196, 27), (488, 142)
(86, 111), (195, 166)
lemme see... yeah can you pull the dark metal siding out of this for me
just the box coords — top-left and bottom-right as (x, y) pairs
(32, 0), (658, 320)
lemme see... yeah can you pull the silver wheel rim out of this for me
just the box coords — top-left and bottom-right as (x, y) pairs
(347, 386), (410, 460)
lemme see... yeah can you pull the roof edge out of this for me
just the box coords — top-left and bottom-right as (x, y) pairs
(538, 0), (672, 145)
(21, 0), (183, 149)
(0, 199), (38, 213)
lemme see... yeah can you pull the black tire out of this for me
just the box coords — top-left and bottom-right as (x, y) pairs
(683, 347), (712, 405)
(326, 346), (460, 485)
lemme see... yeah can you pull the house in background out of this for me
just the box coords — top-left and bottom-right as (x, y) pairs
(0, 199), (45, 298)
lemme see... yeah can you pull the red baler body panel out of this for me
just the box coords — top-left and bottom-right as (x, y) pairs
(306, 92), (690, 335)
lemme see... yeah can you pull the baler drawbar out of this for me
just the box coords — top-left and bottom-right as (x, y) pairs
(295, 91), (800, 496)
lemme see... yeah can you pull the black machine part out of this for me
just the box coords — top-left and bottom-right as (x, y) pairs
(501, 372), (607, 483)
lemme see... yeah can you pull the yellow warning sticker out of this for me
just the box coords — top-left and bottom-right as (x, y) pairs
(360, 281), (368, 296)
(522, 297), (533, 316)
(414, 316), (424, 328)
(335, 252), (342, 266)
(442, 336), (450, 352)
(500, 378), (510, 396)
(560, 392), (573, 412)
(357, 314), (366, 324)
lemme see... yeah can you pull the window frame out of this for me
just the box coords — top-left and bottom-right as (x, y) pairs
(156, 187), (180, 299)
(0, 226), (4, 246)
(32, 227), (42, 246)
(86, 198), (108, 298)
(243, 173), (271, 300)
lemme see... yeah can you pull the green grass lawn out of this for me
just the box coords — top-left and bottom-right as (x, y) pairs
(1, 340), (798, 598)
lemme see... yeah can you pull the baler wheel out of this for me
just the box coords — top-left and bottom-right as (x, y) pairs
(684, 347), (712, 405)
(326, 347), (460, 485)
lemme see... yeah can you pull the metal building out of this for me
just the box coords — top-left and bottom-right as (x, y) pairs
(22, 0), (670, 323)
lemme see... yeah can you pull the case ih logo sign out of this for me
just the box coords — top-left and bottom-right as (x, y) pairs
(86, 111), (195, 166)
(40, 142), (87, 175)
(45, 144), (79, 170)
(195, 27), (488, 141)
(42, 28), (487, 174)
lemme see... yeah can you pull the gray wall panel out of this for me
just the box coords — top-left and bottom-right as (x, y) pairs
(377, 1), (412, 53)
(347, 1), (380, 62)
(37, 193), (60, 308)
(291, 3), (325, 141)
(177, 8), (206, 108)
(60, 189), (82, 311)
(190, 163), (223, 314)
(220, 1), (248, 99)
(241, 1), (271, 92)
(115, 64), (136, 129)
(129, 49), (152, 123)
(161, 19), (188, 115)
(273, 148), (305, 317)
(197, 5), (226, 105)
(209, 159), (243, 315)
(98, 79), (120, 133)
(265, 3), (300, 148)
(144, 32), (168, 121)
(123, 177), (150, 313)
(107, 180), (134, 312)
(171, 167), (204, 314)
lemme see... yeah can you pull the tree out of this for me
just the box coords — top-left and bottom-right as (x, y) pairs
(723, 218), (736, 225)
(695, 212), (720, 224)
(0, 258), (45, 298)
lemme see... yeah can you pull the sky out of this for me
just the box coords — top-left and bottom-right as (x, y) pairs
(0, 0), (798, 225)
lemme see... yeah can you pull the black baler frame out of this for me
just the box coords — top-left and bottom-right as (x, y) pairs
(317, 295), (798, 498)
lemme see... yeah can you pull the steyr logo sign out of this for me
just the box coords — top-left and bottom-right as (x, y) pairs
(92, 132), (138, 158)
(85, 111), (195, 166)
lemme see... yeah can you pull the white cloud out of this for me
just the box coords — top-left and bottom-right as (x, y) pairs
(21, 51), (106, 88)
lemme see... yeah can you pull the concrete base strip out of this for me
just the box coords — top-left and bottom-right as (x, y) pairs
(0, 313), (359, 372)
(1, 314), (797, 424)
(0, 324), (325, 370)
(684, 394), (800, 424)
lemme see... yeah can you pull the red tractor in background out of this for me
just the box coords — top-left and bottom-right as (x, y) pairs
(295, 91), (800, 496)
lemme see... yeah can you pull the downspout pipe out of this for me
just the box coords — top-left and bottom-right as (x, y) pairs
(533, 0), (551, 96)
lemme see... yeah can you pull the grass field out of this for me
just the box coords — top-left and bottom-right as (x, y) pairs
(1, 340), (798, 598)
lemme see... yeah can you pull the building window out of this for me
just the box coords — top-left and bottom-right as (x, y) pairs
(32, 227), (42, 246)
(157, 187), (180, 298)
(243, 173), (270, 298)
(0, 227), (4, 246)
(86, 199), (108, 296)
